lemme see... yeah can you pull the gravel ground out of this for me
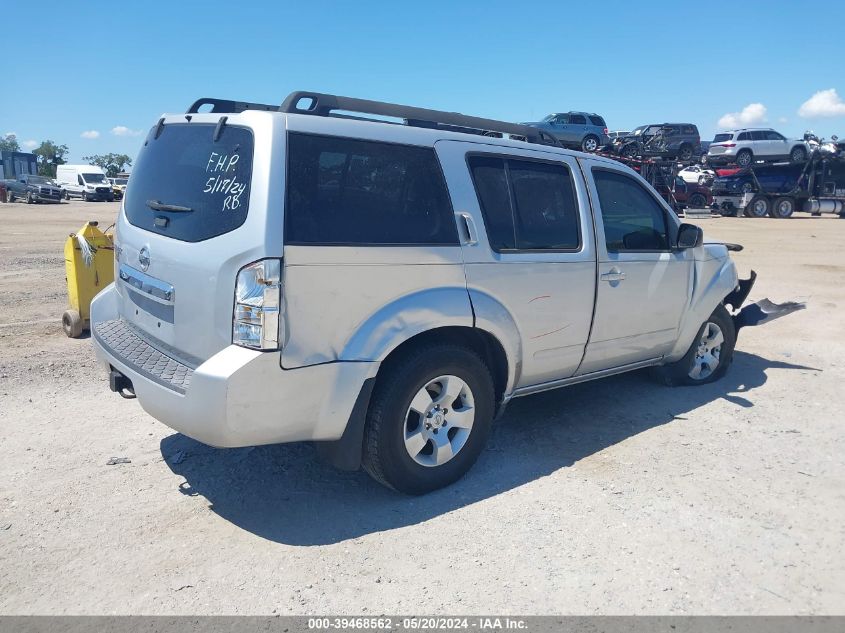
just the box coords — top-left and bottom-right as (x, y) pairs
(0, 200), (843, 615)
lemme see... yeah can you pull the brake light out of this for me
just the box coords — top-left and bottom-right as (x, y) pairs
(233, 259), (282, 350)
(722, 143), (736, 148)
(603, 128), (609, 135)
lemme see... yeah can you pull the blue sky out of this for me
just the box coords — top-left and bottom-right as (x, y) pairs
(4, 0), (845, 165)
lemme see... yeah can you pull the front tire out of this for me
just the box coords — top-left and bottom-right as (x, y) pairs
(790, 146), (807, 163)
(363, 344), (495, 495)
(621, 144), (638, 159)
(653, 305), (736, 386)
(26, 192), (33, 204)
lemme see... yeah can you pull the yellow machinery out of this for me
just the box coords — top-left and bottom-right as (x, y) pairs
(63, 221), (115, 337)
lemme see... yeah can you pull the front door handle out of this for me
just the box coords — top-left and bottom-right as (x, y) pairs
(600, 267), (626, 282)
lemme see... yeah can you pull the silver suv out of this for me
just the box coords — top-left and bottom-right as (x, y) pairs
(522, 111), (610, 152)
(707, 128), (809, 167)
(92, 91), (763, 494)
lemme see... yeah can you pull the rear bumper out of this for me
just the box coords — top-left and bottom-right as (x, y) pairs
(90, 285), (378, 448)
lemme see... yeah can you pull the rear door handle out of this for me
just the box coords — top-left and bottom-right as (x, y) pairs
(600, 267), (626, 282)
(459, 212), (478, 246)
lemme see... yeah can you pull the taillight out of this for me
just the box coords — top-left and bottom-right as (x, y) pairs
(233, 259), (282, 350)
(722, 143), (736, 148)
(603, 128), (609, 135)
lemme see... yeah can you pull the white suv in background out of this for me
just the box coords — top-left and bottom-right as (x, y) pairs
(707, 128), (809, 167)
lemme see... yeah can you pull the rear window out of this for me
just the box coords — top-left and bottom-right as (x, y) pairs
(589, 115), (606, 127)
(286, 133), (457, 245)
(124, 123), (253, 243)
(713, 133), (733, 142)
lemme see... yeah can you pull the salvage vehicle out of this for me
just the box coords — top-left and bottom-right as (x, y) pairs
(108, 176), (128, 201)
(669, 177), (712, 210)
(678, 164), (715, 185)
(3, 173), (63, 203)
(707, 129), (809, 168)
(522, 111), (610, 152)
(56, 165), (115, 201)
(712, 156), (845, 218)
(613, 123), (700, 162)
(91, 91), (797, 494)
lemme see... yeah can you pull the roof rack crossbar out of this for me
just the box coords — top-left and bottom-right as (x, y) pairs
(186, 98), (279, 114)
(279, 91), (559, 147)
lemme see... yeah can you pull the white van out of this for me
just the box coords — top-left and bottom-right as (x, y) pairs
(56, 164), (115, 201)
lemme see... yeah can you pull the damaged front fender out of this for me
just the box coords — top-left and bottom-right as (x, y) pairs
(724, 270), (807, 330)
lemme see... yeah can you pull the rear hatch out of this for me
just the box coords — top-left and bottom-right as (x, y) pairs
(113, 112), (282, 363)
(708, 133), (734, 156)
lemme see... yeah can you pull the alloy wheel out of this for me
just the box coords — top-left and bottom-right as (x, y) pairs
(403, 374), (475, 467)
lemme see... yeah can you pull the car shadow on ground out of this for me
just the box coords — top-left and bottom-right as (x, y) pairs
(160, 351), (818, 546)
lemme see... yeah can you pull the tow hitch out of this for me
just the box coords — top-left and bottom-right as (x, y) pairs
(725, 270), (806, 330)
(109, 369), (136, 399)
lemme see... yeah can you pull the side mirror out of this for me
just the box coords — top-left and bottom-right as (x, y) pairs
(677, 223), (703, 249)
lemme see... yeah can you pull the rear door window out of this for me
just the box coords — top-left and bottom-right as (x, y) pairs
(468, 155), (580, 251)
(286, 133), (457, 245)
(124, 123), (253, 242)
(569, 114), (587, 125)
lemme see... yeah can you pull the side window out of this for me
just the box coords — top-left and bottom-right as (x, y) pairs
(766, 131), (785, 141)
(569, 114), (587, 125)
(592, 169), (670, 252)
(737, 132), (750, 141)
(468, 156), (581, 251)
(554, 114), (569, 124)
(750, 130), (766, 141)
(589, 115), (606, 127)
(467, 156), (514, 250)
(509, 161), (580, 250)
(681, 125), (696, 135)
(77, 175), (84, 186)
(286, 133), (458, 245)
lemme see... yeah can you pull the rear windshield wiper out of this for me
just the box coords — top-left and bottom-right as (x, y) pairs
(146, 200), (193, 213)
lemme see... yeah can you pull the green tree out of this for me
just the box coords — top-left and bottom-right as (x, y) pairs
(33, 140), (69, 178)
(0, 134), (21, 152)
(82, 153), (133, 177)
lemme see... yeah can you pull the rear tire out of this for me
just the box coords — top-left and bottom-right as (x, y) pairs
(736, 149), (753, 167)
(362, 343), (495, 495)
(688, 192), (707, 208)
(652, 305), (736, 386)
(744, 194), (770, 218)
(64, 190), (70, 200)
(26, 192), (33, 204)
(621, 143), (638, 159)
(7, 190), (15, 203)
(62, 310), (84, 338)
(770, 197), (795, 218)
(581, 135), (600, 153)
(678, 144), (694, 162)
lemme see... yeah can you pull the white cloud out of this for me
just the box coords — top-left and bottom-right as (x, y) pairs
(22, 140), (38, 149)
(718, 103), (767, 129)
(798, 89), (845, 118)
(81, 130), (100, 139)
(111, 126), (142, 137)
(778, 117), (789, 124)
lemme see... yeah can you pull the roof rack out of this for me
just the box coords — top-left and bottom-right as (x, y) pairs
(186, 98), (279, 114)
(185, 91), (560, 147)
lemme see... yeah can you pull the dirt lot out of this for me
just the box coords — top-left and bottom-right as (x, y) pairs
(0, 200), (843, 615)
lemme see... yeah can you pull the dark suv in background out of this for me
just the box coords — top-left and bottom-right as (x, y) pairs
(612, 123), (701, 162)
(522, 111), (610, 152)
